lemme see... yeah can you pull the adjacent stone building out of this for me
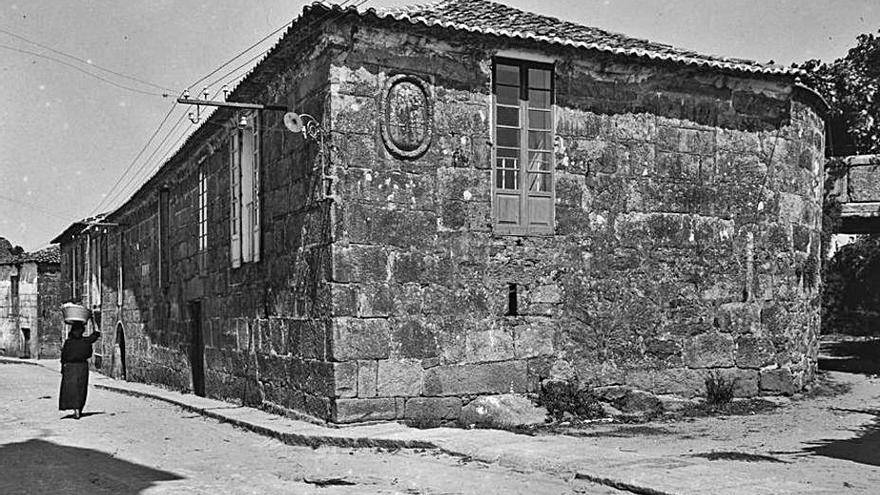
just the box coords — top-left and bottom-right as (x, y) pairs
(0, 244), (62, 358)
(54, 0), (826, 422)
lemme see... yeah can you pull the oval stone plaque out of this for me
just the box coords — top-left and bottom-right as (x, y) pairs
(381, 74), (433, 159)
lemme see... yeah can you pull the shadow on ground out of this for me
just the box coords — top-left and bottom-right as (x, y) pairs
(0, 438), (183, 494)
(805, 414), (880, 467)
(819, 338), (880, 375)
(807, 338), (880, 466)
(60, 411), (107, 420)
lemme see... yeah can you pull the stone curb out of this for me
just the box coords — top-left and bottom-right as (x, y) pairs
(93, 383), (439, 451)
(9, 359), (677, 495)
(93, 382), (676, 495)
(0, 357), (40, 366)
(574, 473), (677, 495)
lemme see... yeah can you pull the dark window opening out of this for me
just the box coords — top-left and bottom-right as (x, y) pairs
(10, 274), (19, 316)
(507, 283), (518, 316)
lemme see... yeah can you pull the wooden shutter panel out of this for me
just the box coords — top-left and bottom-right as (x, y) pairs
(229, 127), (242, 268)
(526, 194), (553, 234)
(252, 113), (261, 262)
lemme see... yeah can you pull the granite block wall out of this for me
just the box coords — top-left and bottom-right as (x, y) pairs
(84, 29), (343, 421)
(325, 20), (824, 422)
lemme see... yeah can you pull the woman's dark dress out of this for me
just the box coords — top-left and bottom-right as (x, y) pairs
(58, 332), (100, 411)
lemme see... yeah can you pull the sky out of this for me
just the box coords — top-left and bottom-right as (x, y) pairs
(1, 0), (878, 251)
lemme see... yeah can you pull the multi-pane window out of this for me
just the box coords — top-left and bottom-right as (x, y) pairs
(198, 160), (208, 274)
(229, 111), (261, 267)
(493, 58), (555, 235)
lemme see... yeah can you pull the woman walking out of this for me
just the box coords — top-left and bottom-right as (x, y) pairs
(59, 305), (101, 419)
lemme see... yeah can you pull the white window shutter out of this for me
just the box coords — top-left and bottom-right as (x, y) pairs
(240, 114), (254, 263)
(252, 113), (261, 262)
(230, 127), (242, 268)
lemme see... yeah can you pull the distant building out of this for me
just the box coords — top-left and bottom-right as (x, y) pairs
(0, 246), (62, 358)
(54, 0), (826, 423)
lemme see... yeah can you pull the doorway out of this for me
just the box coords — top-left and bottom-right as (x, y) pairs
(189, 301), (205, 397)
(114, 321), (127, 380)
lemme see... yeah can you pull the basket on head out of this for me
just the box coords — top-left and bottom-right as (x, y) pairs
(61, 303), (91, 324)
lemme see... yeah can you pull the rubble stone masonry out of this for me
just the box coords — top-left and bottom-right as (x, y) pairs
(326, 19), (824, 422)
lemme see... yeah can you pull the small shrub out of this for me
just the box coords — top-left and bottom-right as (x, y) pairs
(704, 372), (736, 406)
(535, 379), (604, 422)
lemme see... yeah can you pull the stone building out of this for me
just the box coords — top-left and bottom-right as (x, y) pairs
(0, 245), (62, 358)
(54, 0), (826, 422)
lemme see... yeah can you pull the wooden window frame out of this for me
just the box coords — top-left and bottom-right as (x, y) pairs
(491, 57), (556, 236)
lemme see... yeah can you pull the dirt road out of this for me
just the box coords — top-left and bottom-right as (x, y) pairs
(0, 362), (624, 494)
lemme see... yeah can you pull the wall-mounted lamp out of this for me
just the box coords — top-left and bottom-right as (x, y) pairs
(237, 115), (249, 129)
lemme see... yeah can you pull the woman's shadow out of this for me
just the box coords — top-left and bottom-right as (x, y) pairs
(61, 411), (106, 420)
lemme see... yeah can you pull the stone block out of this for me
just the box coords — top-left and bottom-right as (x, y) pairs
(423, 361), (528, 396)
(357, 284), (395, 317)
(616, 390), (664, 415)
(612, 113), (656, 142)
(657, 126), (714, 155)
(735, 336), (776, 369)
(404, 397), (462, 420)
(528, 284), (563, 304)
(331, 65), (380, 97)
(684, 332), (735, 368)
(848, 162), (880, 201)
(334, 361), (358, 398)
(651, 368), (705, 398)
(332, 244), (388, 284)
(716, 368), (759, 397)
(391, 318), (439, 359)
(334, 398), (397, 423)
(514, 322), (554, 359)
(465, 328), (515, 363)
(717, 303), (761, 335)
(330, 317), (391, 360)
(330, 283), (357, 316)
(760, 367), (796, 395)
(460, 394), (547, 427)
(655, 151), (700, 179)
(357, 360), (377, 397)
(377, 359), (423, 397)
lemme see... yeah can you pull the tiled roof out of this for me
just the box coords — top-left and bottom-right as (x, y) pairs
(50, 213), (109, 245)
(356, 0), (799, 76)
(0, 245), (60, 265)
(18, 246), (60, 264)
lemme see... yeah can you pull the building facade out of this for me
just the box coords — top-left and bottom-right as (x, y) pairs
(54, 0), (826, 422)
(0, 246), (62, 358)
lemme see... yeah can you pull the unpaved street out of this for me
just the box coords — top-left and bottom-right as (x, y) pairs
(0, 362), (622, 494)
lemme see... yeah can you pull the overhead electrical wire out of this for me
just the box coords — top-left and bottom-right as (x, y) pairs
(92, 0), (369, 216)
(98, 83), (234, 212)
(100, 109), (191, 210)
(90, 102), (180, 215)
(0, 193), (73, 222)
(0, 26), (176, 95)
(0, 43), (168, 98)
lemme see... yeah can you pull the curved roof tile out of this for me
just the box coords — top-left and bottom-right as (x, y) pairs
(324, 0), (800, 76)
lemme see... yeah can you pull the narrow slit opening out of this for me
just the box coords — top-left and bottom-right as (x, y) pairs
(507, 283), (518, 316)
